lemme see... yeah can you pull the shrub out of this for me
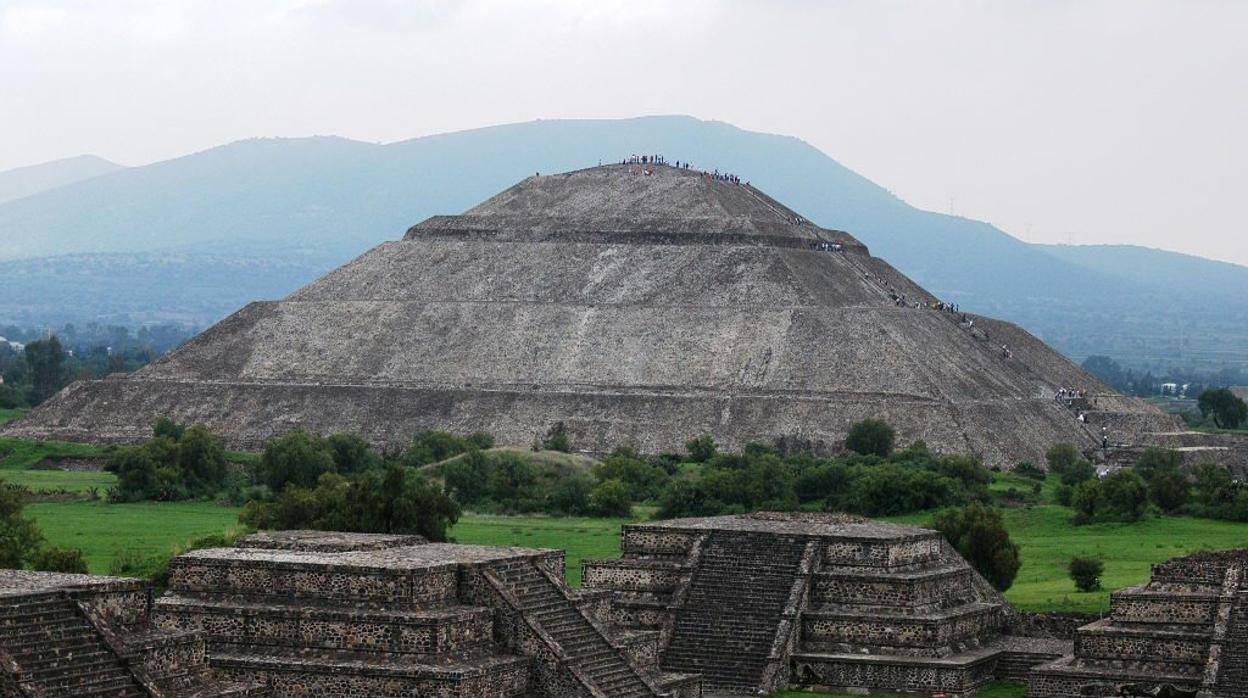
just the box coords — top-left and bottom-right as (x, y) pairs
(845, 419), (895, 458)
(325, 433), (382, 475)
(541, 422), (571, 453)
(241, 466), (460, 542)
(1014, 462), (1046, 480)
(590, 479), (633, 517)
(685, 434), (717, 463)
(931, 503), (1020, 591)
(1068, 556), (1104, 592)
(547, 475), (593, 516)
(404, 430), (477, 467)
(657, 480), (717, 519)
(1099, 470), (1149, 522)
(593, 452), (670, 501)
(0, 484), (42, 570)
(30, 547), (88, 574)
(1198, 388), (1248, 429)
(1045, 443), (1082, 474)
(1070, 479), (1102, 525)
(259, 431), (336, 493)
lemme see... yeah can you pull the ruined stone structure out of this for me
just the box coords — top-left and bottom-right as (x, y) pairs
(2, 163), (1179, 468)
(1030, 550), (1248, 698)
(151, 531), (699, 697)
(582, 512), (1067, 696)
(0, 569), (263, 696)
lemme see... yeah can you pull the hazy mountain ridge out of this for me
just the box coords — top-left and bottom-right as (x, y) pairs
(0, 116), (1243, 370)
(0, 154), (125, 206)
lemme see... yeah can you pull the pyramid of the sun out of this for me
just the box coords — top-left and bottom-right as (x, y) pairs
(3, 163), (1176, 465)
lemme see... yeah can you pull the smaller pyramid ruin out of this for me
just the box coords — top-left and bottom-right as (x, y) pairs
(581, 512), (1066, 695)
(150, 530), (698, 697)
(0, 569), (262, 696)
(1030, 550), (1248, 698)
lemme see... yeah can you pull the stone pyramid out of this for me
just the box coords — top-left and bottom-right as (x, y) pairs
(3, 163), (1176, 466)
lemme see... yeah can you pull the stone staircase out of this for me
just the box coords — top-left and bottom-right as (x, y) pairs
(661, 531), (808, 692)
(0, 591), (148, 697)
(491, 562), (659, 698)
(1212, 591), (1248, 697)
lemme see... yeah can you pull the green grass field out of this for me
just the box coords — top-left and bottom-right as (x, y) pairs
(28, 501), (244, 573)
(0, 436), (109, 470)
(888, 505), (1248, 613)
(0, 408), (28, 426)
(20, 498), (1248, 609)
(5, 469), (117, 494)
(448, 512), (633, 586)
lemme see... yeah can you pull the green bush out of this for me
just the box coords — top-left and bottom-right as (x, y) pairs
(931, 503), (1021, 591)
(1068, 556), (1104, 592)
(845, 419), (895, 458)
(0, 483), (42, 569)
(30, 546), (88, 574)
(1014, 462), (1046, 480)
(259, 431), (336, 493)
(109, 420), (230, 501)
(541, 422), (571, 453)
(241, 465), (460, 542)
(685, 434), (717, 463)
(590, 479), (633, 517)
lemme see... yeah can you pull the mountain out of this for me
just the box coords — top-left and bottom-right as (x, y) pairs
(0, 116), (1243, 370)
(0, 155), (125, 205)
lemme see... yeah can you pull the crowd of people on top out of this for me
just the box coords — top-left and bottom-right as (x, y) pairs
(619, 154), (751, 187)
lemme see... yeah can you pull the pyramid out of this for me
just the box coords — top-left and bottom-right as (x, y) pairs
(3, 164), (1176, 466)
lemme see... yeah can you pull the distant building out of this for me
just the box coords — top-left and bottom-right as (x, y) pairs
(0, 336), (24, 352)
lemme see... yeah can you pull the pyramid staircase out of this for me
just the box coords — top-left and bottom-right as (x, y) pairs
(0, 591), (147, 697)
(490, 561), (660, 697)
(659, 532), (810, 692)
(0, 587), (259, 698)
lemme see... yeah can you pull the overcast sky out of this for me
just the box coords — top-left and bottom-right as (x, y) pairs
(2, 0), (1245, 265)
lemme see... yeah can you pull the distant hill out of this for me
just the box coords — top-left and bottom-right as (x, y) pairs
(0, 155), (125, 205)
(0, 116), (1243, 371)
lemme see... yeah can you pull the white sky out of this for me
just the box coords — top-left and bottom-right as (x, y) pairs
(2, 0), (1245, 265)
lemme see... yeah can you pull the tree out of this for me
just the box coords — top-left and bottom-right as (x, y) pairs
(685, 434), (717, 463)
(1045, 443), (1085, 478)
(23, 336), (67, 406)
(404, 430), (476, 467)
(1099, 470), (1149, 522)
(590, 479), (633, 518)
(0, 484), (43, 568)
(260, 431), (336, 493)
(1068, 556), (1104, 592)
(153, 417), (186, 441)
(31, 547), (89, 574)
(548, 475), (593, 516)
(1134, 448), (1188, 513)
(176, 424), (229, 495)
(931, 503), (1021, 591)
(242, 467), (461, 542)
(845, 419), (895, 458)
(325, 433), (382, 475)
(1070, 479), (1102, 525)
(1198, 388), (1248, 429)
(541, 422), (571, 453)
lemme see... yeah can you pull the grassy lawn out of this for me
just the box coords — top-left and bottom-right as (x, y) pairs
(0, 408), (28, 425)
(27, 501), (244, 574)
(0, 436), (110, 470)
(778, 681), (1025, 697)
(888, 505), (1248, 613)
(449, 512), (631, 587)
(5, 469), (117, 494)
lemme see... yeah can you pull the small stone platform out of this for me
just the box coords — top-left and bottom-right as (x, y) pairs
(154, 530), (699, 697)
(1029, 549), (1248, 698)
(582, 512), (1052, 696)
(0, 569), (264, 697)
